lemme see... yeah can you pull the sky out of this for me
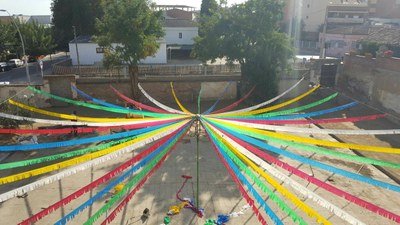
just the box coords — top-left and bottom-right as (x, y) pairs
(0, 0), (247, 15)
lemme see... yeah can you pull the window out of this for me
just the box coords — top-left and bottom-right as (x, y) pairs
(179, 32), (182, 39)
(96, 47), (104, 53)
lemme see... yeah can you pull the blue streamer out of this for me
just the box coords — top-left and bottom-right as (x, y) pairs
(203, 82), (232, 115)
(206, 125), (283, 225)
(206, 119), (400, 193)
(71, 85), (128, 111)
(216, 215), (230, 224)
(0, 122), (178, 151)
(55, 123), (189, 225)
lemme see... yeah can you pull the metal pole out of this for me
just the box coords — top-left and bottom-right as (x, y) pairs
(0, 10), (30, 84)
(72, 26), (81, 75)
(196, 88), (202, 210)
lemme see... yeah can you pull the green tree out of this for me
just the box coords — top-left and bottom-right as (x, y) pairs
(20, 21), (56, 57)
(199, 0), (219, 38)
(51, 0), (103, 51)
(0, 23), (15, 61)
(194, 0), (292, 101)
(95, 0), (164, 99)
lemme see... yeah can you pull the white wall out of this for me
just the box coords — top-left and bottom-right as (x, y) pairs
(69, 43), (104, 65)
(140, 41), (167, 64)
(164, 27), (198, 45)
(69, 41), (167, 65)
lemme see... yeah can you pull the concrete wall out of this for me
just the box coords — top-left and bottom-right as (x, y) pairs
(337, 54), (400, 115)
(0, 85), (50, 109)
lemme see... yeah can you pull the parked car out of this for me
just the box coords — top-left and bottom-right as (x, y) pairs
(8, 59), (24, 68)
(0, 62), (12, 72)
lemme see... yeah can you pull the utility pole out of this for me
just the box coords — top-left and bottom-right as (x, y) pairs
(72, 26), (81, 75)
(320, 6), (328, 59)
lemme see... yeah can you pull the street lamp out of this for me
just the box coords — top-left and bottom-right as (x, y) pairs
(0, 9), (31, 84)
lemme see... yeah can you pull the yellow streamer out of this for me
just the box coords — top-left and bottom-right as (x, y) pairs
(214, 84), (320, 117)
(170, 82), (193, 115)
(206, 123), (331, 225)
(0, 121), (188, 185)
(209, 118), (400, 154)
(8, 100), (187, 123)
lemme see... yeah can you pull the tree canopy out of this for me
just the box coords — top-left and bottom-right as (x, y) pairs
(51, 0), (103, 51)
(21, 21), (56, 57)
(0, 20), (55, 61)
(193, 0), (292, 101)
(95, 0), (164, 66)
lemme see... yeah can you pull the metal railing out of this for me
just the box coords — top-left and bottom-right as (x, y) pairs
(52, 64), (242, 77)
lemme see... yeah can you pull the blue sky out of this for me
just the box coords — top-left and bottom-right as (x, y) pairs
(0, 0), (247, 15)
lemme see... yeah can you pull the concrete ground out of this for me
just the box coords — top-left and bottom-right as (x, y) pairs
(0, 93), (400, 224)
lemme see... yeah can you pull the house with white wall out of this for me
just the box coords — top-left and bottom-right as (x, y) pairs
(68, 5), (198, 65)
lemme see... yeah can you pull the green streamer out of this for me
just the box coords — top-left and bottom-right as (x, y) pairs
(204, 123), (308, 225)
(28, 86), (180, 118)
(0, 136), (137, 170)
(84, 125), (188, 224)
(212, 119), (400, 169)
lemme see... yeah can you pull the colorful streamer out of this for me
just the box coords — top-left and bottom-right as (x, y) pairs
(217, 128), (400, 223)
(0, 121), (187, 203)
(214, 76), (305, 115)
(27, 86), (175, 118)
(138, 83), (186, 114)
(18, 123), (189, 225)
(206, 119), (400, 192)
(0, 121), (179, 151)
(208, 124), (366, 225)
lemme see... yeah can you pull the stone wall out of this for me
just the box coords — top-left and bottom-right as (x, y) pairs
(337, 54), (400, 115)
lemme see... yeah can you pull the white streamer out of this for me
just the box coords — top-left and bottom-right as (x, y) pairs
(138, 83), (186, 114)
(214, 118), (400, 135)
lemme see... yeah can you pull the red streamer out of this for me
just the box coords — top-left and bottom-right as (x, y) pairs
(211, 86), (256, 114)
(19, 121), (190, 225)
(0, 118), (181, 135)
(110, 85), (171, 114)
(204, 127), (268, 225)
(219, 128), (400, 223)
(221, 114), (386, 125)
